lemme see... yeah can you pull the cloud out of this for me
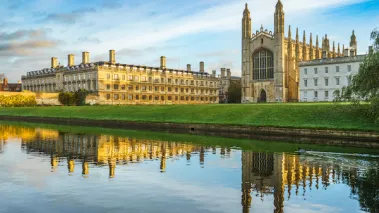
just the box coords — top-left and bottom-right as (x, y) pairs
(42, 8), (96, 24)
(0, 40), (62, 57)
(77, 36), (101, 44)
(0, 29), (52, 41)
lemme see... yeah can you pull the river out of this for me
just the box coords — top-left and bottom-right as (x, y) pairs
(0, 122), (378, 213)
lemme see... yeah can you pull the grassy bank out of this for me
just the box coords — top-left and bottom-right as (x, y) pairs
(2, 120), (379, 154)
(0, 103), (378, 131)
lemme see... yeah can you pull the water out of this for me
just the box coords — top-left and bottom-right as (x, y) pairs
(0, 122), (379, 213)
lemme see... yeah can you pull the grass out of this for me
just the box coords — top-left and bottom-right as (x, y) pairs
(0, 103), (378, 131)
(2, 120), (379, 155)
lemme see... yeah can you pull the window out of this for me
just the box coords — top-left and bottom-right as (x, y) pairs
(149, 86), (152, 91)
(106, 84), (111, 90)
(325, 91), (329, 98)
(128, 95), (133, 100)
(314, 91), (318, 98)
(161, 78), (164, 83)
(122, 75), (125, 80)
(155, 96), (159, 101)
(253, 49), (274, 80)
(142, 95), (147, 100)
(325, 67), (328, 73)
(148, 77), (152, 82)
(336, 66), (339, 72)
(149, 95), (152, 100)
(161, 96), (164, 101)
(314, 78), (318, 86)
(135, 76), (139, 81)
(106, 94), (111, 100)
(122, 94), (126, 100)
(168, 79), (172, 84)
(348, 65), (352, 72)
(336, 77), (340, 85)
(168, 87), (172, 92)
(107, 73), (110, 79)
(314, 68), (318, 74)
(141, 86), (146, 91)
(161, 87), (164, 92)
(168, 96), (172, 101)
(135, 86), (139, 91)
(304, 91), (308, 98)
(304, 79), (308, 87)
(175, 88), (178, 92)
(128, 75), (133, 80)
(128, 85), (133, 91)
(136, 95), (139, 100)
(175, 96), (178, 101)
(114, 94), (119, 100)
(121, 85), (125, 90)
(114, 74), (119, 80)
(114, 84), (119, 90)
(325, 78), (328, 86)
(304, 68), (307, 75)
(155, 86), (158, 92)
(141, 76), (146, 82)
(181, 88), (184, 93)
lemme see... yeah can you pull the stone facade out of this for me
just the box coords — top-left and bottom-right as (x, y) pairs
(21, 50), (219, 105)
(217, 68), (241, 103)
(241, 1), (353, 103)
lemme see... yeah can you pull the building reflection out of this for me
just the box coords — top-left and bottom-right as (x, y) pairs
(1, 124), (377, 213)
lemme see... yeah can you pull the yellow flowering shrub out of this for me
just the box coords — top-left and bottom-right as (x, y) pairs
(0, 95), (37, 107)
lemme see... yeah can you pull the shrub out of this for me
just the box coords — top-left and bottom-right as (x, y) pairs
(0, 94), (37, 107)
(58, 89), (88, 106)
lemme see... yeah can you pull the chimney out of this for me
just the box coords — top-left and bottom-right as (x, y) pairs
(160, 56), (166, 69)
(186, 64), (191, 72)
(212, 70), (216, 77)
(227, 69), (231, 78)
(68, 54), (75, 66)
(109, 50), (115, 64)
(82, 52), (90, 64)
(221, 68), (226, 77)
(369, 46), (374, 54)
(199, 61), (204, 73)
(51, 57), (58, 68)
(322, 51), (327, 59)
(344, 48), (350, 57)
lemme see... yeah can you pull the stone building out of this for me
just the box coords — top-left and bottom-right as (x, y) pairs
(21, 50), (219, 104)
(217, 68), (241, 103)
(241, 1), (351, 103)
(0, 78), (22, 92)
(298, 48), (368, 102)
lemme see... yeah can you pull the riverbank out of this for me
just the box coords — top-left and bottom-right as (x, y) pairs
(3, 120), (379, 154)
(1, 104), (379, 148)
(0, 103), (377, 131)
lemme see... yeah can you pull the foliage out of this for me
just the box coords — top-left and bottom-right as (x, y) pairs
(58, 89), (89, 106)
(336, 28), (379, 122)
(0, 94), (36, 107)
(0, 103), (378, 131)
(227, 81), (242, 103)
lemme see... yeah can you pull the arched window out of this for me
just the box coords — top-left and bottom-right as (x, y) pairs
(253, 49), (274, 80)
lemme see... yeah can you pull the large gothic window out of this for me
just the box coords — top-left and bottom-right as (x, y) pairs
(253, 49), (274, 80)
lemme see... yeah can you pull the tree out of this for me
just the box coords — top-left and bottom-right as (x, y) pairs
(227, 81), (242, 103)
(339, 28), (379, 122)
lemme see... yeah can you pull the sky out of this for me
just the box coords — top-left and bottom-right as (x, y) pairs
(0, 0), (378, 82)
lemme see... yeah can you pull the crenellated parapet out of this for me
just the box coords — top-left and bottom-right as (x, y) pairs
(251, 25), (274, 40)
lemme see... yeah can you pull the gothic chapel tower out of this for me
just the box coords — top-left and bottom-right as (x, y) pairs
(274, 0), (285, 102)
(241, 3), (251, 100)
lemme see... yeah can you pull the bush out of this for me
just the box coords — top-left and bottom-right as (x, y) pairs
(58, 89), (88, 106)
(0, 94), (37, 107)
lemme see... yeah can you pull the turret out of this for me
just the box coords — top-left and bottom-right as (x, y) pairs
(288, 25), (292, 41)
(316, 35), (320, 59)
(350, 30), (357, 56)
(295, 28), (299, 61)
(302, 30), (307, 61)
(242, 3), (252, 39)
(309, 33), (314, 60)
(338, 43), (341, 56)
(332, 41), (336, 58)
(274, 0), (285, 102)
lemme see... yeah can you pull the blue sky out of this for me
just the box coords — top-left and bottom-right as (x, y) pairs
(1, 0), (378, 82)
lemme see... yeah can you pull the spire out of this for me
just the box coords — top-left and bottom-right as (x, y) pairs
(260, 24), (264, 32)
(288, 25), (292, 40)
(275, 0), (284, 12)
(350, 30), (357, 47)
(296, 28), (299, 43)
(242, 3), (252, 39)
(303, 30), (306, 45)
(310, 33), (313, 46)
(243, 3), (250, 15)
(316, 35), (319, 48)
(333, 41), (335, 52)
(338, 43), (340, 55)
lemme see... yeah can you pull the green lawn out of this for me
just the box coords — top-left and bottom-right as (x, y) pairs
(0, 103), (377, 131)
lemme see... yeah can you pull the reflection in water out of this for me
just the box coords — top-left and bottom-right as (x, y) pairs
(1, 124), (379, 213)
